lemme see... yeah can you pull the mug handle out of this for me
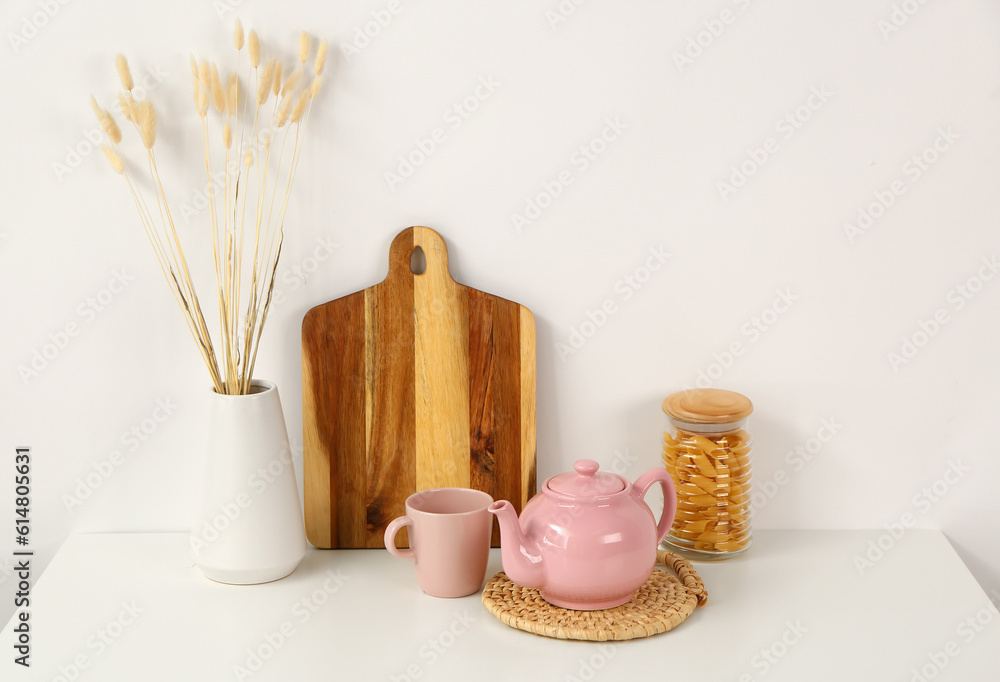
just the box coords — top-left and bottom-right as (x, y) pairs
(384, 516), (416, 561)
(631, 468), (678, 545)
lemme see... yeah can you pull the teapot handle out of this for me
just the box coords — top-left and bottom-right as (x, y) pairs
(631, 468), (677, 545)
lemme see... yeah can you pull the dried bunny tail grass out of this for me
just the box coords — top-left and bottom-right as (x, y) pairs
(118, 92), (139, 123)
(125, 92), (139, 122)
(210, 63), (225, 114)
(274, 93), (293, 127)
(197, 86), (209, 117)
(137, 101), (156, 148)
(102, 145), (124, 174)
(91, 97), (122, 144)
(117, 93), (135, 122)
(199, 60), (211, 91)
(226, 75), (238, 115)
(314, 40), (327, 76)
(105, 116), (122, 144)
(90, 95), (103, 119)
(248, 30), (260, 68)
(298, 32), (310, 64)
(272, 62), (283, 96)
(290, 91), (308, 123)
(257, 59), (275, 105)
(91, 27), (326, 396)
(116, 54), (134, 91)
(280, 65), (302, 99)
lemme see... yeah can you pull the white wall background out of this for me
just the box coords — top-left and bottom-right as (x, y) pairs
(2, 0), (999, 624)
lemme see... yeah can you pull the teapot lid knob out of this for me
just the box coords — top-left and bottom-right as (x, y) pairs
(547, 459), (625, 496)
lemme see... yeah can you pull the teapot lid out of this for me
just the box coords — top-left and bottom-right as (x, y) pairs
(547, 460), (625, 497)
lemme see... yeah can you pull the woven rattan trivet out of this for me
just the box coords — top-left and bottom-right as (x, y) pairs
(482, 550), (708, 641)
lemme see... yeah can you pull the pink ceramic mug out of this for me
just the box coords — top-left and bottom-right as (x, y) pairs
(384, 488), (494, 598)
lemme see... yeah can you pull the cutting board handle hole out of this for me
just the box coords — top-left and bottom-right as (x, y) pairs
(410, 246), (427, 275)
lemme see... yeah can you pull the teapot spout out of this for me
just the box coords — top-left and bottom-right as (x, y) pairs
(488, 500), (544, 589)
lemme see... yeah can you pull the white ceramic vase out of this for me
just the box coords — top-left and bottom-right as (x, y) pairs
(190, 380), (306, 584)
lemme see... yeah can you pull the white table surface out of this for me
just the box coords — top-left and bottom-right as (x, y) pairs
(3, 530), (999, 681)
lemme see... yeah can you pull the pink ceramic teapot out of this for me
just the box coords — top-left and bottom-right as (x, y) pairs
(489, 459), (677, 610)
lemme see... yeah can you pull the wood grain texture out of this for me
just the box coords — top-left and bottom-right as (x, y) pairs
(301, 317), (331, 547)
(302, 226), (536, 548)
(413, 226), (470, 492)
(302, 291), (366, 548)
(493, 296), (522, 525)
(365, 234), (416, 547)
(519, 306), (538, 513)
(468, 289), (496, 501)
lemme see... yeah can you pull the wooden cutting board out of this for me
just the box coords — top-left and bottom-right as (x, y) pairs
(302, 226), (536, 548)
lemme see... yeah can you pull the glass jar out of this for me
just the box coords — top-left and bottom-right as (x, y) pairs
(661, 388), (754, 561)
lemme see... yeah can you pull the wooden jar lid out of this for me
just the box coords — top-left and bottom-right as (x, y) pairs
(662, 389), (753, 425)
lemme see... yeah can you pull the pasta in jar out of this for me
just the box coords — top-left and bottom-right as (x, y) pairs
(661, 389), (753, 560)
